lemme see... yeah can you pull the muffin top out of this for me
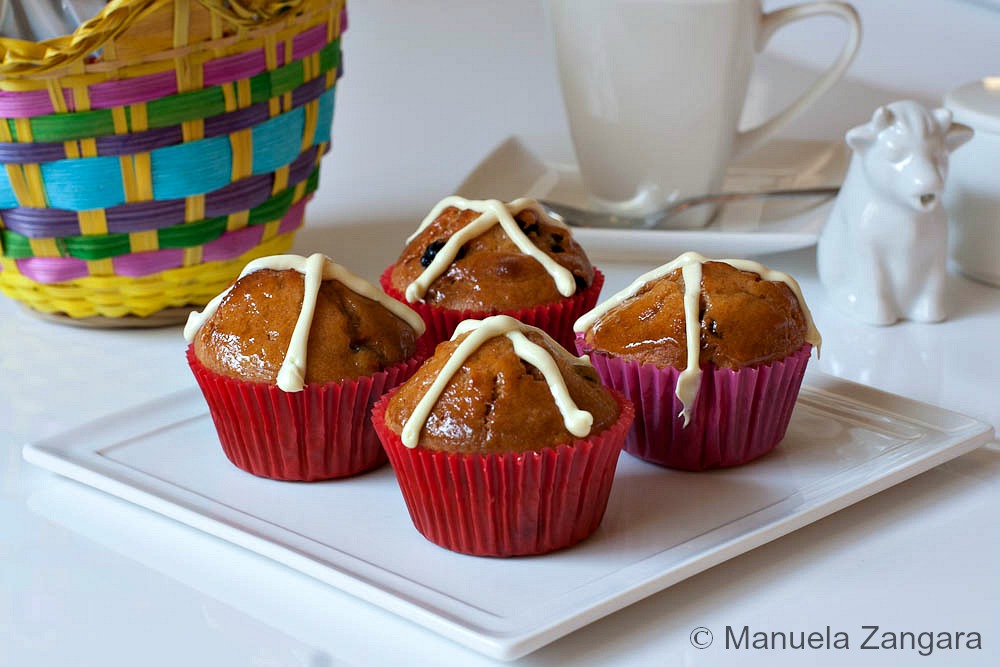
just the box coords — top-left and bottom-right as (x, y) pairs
(574, 251), (820, 423)
(389, 196), (594, 311)
(384, 315), (620, 454)
(185, 253), (426, 390)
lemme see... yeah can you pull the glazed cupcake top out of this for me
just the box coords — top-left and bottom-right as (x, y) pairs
(575, 251), (820, 424)
(185, 253), (426, 391)
(388, 196), (595, 311)
(384, 315), (619, 454)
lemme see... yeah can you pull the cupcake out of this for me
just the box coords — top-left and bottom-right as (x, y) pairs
(372, 315), (634, 557)
(574, 251), (821, 471)
(185, 253), (427, 481)
(380, 196), (604, 349)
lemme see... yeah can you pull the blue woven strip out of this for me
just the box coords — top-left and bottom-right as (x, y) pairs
(0, 88), (336, 212)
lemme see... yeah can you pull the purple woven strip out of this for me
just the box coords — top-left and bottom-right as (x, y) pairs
(1, 144), (320, 238)
(0, 76), (328, 164)
(0, 22), (332, 119)
(13, 196), (309, 283)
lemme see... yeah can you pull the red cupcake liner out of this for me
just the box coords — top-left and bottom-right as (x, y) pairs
(577, 334), (812, 471)
(372, 391), (634, 557)
(187, 341), (428, 481)
(379, 265), (604, 350)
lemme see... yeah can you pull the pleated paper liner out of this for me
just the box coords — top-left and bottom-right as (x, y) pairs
(379, 266), (605, 351)
(373, 390), (634, 557)
(186, 339), (429, 482)
(577, 335), (813, 471)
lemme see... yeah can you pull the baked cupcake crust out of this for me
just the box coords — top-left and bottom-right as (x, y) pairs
(583, 260), (808, 369)
(194, 268), (419, 384)
(384, 328), (619, 454)
(390, 205), (594, 311)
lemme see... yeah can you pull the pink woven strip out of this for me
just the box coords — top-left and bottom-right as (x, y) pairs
(0, 23), (331, 118)
(11, 196), (309, 283)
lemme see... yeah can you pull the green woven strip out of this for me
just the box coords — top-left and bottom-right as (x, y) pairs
(8, 40), (340, 143)
(1, 168), (319, 259)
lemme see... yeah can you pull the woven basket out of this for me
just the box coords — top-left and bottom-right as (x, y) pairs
(0, 0), (346, 321)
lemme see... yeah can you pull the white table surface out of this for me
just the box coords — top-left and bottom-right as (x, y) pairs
(3, 2), (999, 666)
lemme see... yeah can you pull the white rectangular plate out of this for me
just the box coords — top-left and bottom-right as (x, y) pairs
(23, 371), (993, 660)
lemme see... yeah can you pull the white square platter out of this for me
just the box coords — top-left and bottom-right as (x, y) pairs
(22, 370), (993, 660)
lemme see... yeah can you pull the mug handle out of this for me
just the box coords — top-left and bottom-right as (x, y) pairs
(732, 1), (862, 158)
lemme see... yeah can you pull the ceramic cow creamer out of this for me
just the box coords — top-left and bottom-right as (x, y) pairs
(818, 101), (973, 325)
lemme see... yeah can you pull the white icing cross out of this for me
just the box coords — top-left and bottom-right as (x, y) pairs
(403, 196), (577, 303)
(401, 315), (595, 448)
(184, 253), (426, 393)
(574, 251), (821, 426)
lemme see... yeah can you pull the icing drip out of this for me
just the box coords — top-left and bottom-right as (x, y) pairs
(403, 196), (577, 303)
(184, 253), (426, 393)
(401, 315), (594, 448)
(574, 251), (821, 425)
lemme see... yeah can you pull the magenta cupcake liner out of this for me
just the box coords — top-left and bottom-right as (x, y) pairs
(187, 340), (428, 481)
(577, 336), (812, 471)
(373, 391), (634, 557)
(379, 266), (605, 350)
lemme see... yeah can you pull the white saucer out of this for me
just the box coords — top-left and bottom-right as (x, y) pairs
(456, 136), (848, 263)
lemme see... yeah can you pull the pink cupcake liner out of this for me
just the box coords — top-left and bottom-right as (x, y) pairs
(577, 335), (812, 471)
(373, 391), (634, 557)
(187, 340), (428, 481)
(379, 266), (605, 350)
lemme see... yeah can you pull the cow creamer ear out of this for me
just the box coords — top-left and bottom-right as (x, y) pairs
(945, 122), (974, 152)
(845, 124), (876, 152)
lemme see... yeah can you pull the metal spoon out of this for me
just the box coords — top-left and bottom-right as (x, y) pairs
(540, 186), (839, 230)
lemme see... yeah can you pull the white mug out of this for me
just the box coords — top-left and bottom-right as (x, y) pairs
(546, 0), (861, 226)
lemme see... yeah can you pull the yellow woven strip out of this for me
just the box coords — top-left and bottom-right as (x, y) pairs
(271, 166), (290, 195)
(229, 129), (254, 181)
(130, 103), (149, 133)
(79, 138), (99, 157)
(183, 246), (203, 267)
(185, 195), (206, 223)
(326, 69), (335, 89)
(226, 210), (250, 231)
(119, 156), (141, 203)
(264, 34), (278, 71)
(260, 220), (281, 242)
(236, 78), (252, 108)
(182, 119), (205, 142)
(23, 164), (47, 206)
(301, 50), (315, 82)
(221, 83), (238, 112)
(73, 84), (92, 113)
(129, 230), (160, 253)
(86, 258), (114, 276)
(329, 6), (338, 41)
(300, 98), (319, 152)
(134, 153), (154, 201)
(28, 238), (62, 258)
(13, 118), (33, 142)
(45, 80), (69, 114)
(4, 165), (45, 208)
(111, 107), (129, 134)
(64, 141), (81, 159)
(78, 210), (109, 235)
(293, 180), (307, 201)
(268, 96), (281, 118)
(0, 122), (12, 142)
(174, 0), (191, 48)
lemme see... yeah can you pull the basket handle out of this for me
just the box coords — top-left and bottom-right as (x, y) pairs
(0, 0), (316, 77)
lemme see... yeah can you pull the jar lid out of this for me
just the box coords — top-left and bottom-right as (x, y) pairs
(945, 79), (1000, 134)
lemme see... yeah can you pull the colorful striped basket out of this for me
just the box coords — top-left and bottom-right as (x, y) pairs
(0, 0), (346, 322)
